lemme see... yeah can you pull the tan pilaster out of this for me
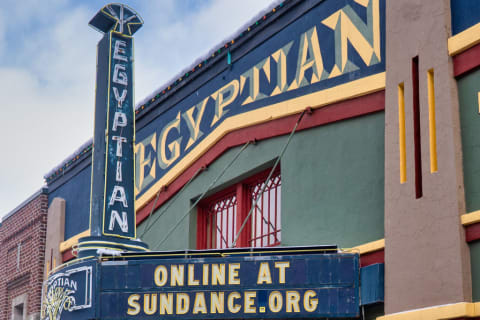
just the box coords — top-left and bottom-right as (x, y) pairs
(384, 0), (471, 314)
(44, 198), (65, 276)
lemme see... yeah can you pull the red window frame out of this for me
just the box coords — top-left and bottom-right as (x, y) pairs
(197, 167), (281, 249)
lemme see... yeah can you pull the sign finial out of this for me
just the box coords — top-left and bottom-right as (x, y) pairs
(89, 3), (143, 36)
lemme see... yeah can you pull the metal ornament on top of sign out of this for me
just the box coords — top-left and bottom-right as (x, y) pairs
(89, 3), (143, 36)
(76, 3), (148, 257)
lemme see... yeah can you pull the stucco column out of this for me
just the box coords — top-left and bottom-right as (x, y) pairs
(44, 198), (65, 275)
(384, 0), (471, 314)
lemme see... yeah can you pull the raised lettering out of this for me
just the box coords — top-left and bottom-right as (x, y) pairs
(113, 87), (127, 108)
(289, 26), (327, 90)
(210, 292), (224, 314)
(269, 291), (283, 313)
(275, 261), (290, 284)
(304, 290), (318, 312)
(113, 40), (128, 62)
(229, 263), (240, 285)
(271, 41), (293, 96)
(112, 136), (127, 157)
(134, 133), (156, 194)
(109, 185), (128, 207)
(257, 262), (272, 284)
(108, 210), (128, 232)
(144, 294), (157, 315)
(112, 112), (127, 131)
(227, 292), (241, 313)
(240, 57), (270, 105)
(210, 80), (239, 126)
(322, 0), (380, 77)
(188, 264), (199, 286)
(115, 161), (122, 182)
(211, 264), (226, 285)
(244, 291), (256, 313)
(192, 292), (207, 314)
(113, 64), (128, 85)
(183, 97), (208, 150)
(176, 293), (189, 314)
(154, 265), (168, 286)
(160, 293), (173, 315)
(171, 265), (185, 286)
(127, 294), (141, 315)
(158, 112), (182, 169)
(286, 291), (300, 313)
(202, 264), (209, 285)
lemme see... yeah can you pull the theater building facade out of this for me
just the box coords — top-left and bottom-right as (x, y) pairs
(33, 0), (480, 319)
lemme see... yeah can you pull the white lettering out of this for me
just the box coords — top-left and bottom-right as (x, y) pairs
(112, 136), (127, 157)
(113, 40), (128, 62)
(108, 210), (128, 232)
(116, 161), (122, 182)
(113, 87), (128, 108)
(112, 112), (127, 132)
(113, 64), (128, 85)
(109, 185), (128, 207)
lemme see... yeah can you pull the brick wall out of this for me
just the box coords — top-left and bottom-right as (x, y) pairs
(0, 189), (48, 320)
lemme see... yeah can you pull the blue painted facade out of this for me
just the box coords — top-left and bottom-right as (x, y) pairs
(360, 263), (384, 306)
(48, 165), (91, 239)
(450, 0), (480, 35)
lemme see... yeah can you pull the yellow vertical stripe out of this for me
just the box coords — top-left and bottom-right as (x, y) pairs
(427, 69), (438, 173)
(398, 83), (407, 183)
(45, 261), (50, 278)
(477, 91), (480, 114)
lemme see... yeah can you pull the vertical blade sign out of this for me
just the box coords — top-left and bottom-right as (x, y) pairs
(88, 4), (143, 243)
(103, 33), (134, 238)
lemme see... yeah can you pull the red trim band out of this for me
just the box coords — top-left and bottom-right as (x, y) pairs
(360, 249), (385, 268)
(466, 223), (480, 243)
(453, 42), (480, 77)
(62, 249), (75, 263)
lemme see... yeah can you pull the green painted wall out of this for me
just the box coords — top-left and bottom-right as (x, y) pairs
(282, 112), (385, 248)
(471, 241), (480, 301)
(458, 69), (480, 212)
(138, 112), (385, 251)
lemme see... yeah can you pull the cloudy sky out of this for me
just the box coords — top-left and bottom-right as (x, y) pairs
(0, 0), (275, 220)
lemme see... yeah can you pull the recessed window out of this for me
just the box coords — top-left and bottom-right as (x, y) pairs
(197, 168), (281, 249)
(13, 303), (24, 320)
(11, 294), (27, 320)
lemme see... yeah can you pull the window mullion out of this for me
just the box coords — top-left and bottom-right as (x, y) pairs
(235, 183), (249, 248)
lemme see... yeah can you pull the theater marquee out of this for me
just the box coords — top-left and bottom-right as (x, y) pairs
(106, 253), (359, 319)
(43, 250), (359, 320)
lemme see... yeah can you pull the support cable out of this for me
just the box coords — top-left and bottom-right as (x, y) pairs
(139, 165), (206, 238)
(231, 108), (311, 248)
(152, 141), (252, 249)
